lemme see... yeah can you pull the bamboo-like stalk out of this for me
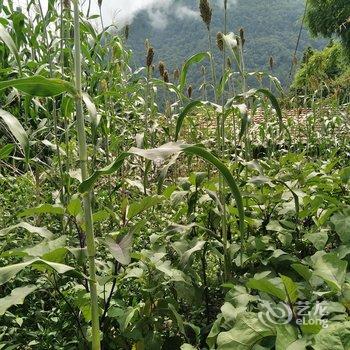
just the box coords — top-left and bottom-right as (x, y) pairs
(220, 0), (229, 281)
(72, 1), (101, 348)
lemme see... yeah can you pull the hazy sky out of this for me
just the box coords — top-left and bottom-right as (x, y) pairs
(14, 0), (204, 28)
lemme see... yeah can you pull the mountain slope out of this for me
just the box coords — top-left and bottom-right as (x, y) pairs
(125, 0), (325, 89)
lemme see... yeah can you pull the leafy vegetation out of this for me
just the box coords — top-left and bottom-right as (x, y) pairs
(0, 0), (350, 350)
(292, 42), (350, 101)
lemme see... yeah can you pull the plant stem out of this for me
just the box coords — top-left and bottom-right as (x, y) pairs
(73, 1), (101, 349)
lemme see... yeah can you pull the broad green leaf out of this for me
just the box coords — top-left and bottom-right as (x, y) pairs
(127, 195), (164, 220)
(286, 339), (308, 350)
(0, 222), (53, 239)
(0, 76), (75, 97)
(207, 316), (224, 348)
(23, 236), (67, 258)
(304, 230), (328, 250)
(0, 285), (37, 316)
(105, 233), (132, 265)
(280, 275), (298, 303)
(156, 260), (186, 282)
(92, 209), (110, 223)
(313, 321), (350, 350)
(331, 209), (350, 243)
(179, 52), (210, 92)
(247, 278), (286, 301)
(67, 195), (82, 216)
(275, 324), (298, 350)
(313, 253), (347, 292)
(0, 109), (29, 157)
(19, 204), (65, 217)
(291, 263), (312, 281)
(0, 144), (14, 160)
(0, 258), (76, 285)
(119, 306), (138, 332)
(0, 23), (21, 73)
(168, 303), (185, 335)
(216, 312), (275, 350)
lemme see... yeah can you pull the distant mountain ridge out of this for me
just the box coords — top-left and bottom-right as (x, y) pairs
(125, 0), (325, 90)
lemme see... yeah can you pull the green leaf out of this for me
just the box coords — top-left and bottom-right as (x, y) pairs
(105, 233), (132, 265)
(305, 230), (328, 250)
(19, 204), (65, 217)
(275, 324), (298, 350)
(0, 258), (75, 285)
(67, 195), (82, 217)
(313, 253), (347, 292)
(23, 236), (67, 258)
(79, 152), (131, 193)
(247, 278), (286, 301)
(0, 144), (14, 160)
(0, 285), (37, 316)
(239, 109), (251, 141)
(331, 209), (350, 243)
(280, 275), (298, 303)
(174, 100), (220, 141)
(216, 312), (275, 350)
(127, 195), (164, 220)
(119, 306), (138, 332)
(156, 260), (186, 282)
(168, 303), (186, 336)
(207, 316), (224, 348)
(0, 23), (21, 74)
(0, 109), (29, 158)
(0, 222), (53, 239)
(180, 345), (197, 350)
(313, 321), (350, 350)
(180, 240), (206, 265)
(286, 339), (308, 350)
(340, 167), (350, 183)
(239, 88), (290, 139)
(179, 52), (210, 92)
(0, 76), (74, 97)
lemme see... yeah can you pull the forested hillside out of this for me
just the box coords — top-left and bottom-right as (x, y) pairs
(126, 0), (325, 88)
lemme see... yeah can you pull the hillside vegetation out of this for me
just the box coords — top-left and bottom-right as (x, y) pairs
(127, 0), (325, 87)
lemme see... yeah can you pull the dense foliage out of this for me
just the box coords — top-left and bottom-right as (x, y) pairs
(292, 42), (350, 101)
(306, 0), (350, 52)
(0, 1), (350, 350)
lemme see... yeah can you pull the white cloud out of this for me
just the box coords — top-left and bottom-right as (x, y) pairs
(14, 0), (200, 28)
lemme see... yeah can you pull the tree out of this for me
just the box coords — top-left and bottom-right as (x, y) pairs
(306, 0), (350, 51)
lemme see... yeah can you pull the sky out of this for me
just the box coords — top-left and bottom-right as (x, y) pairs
(14, 0), (207, 29)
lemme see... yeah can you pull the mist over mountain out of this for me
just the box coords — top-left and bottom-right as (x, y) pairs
(125, 0), (325, 90)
